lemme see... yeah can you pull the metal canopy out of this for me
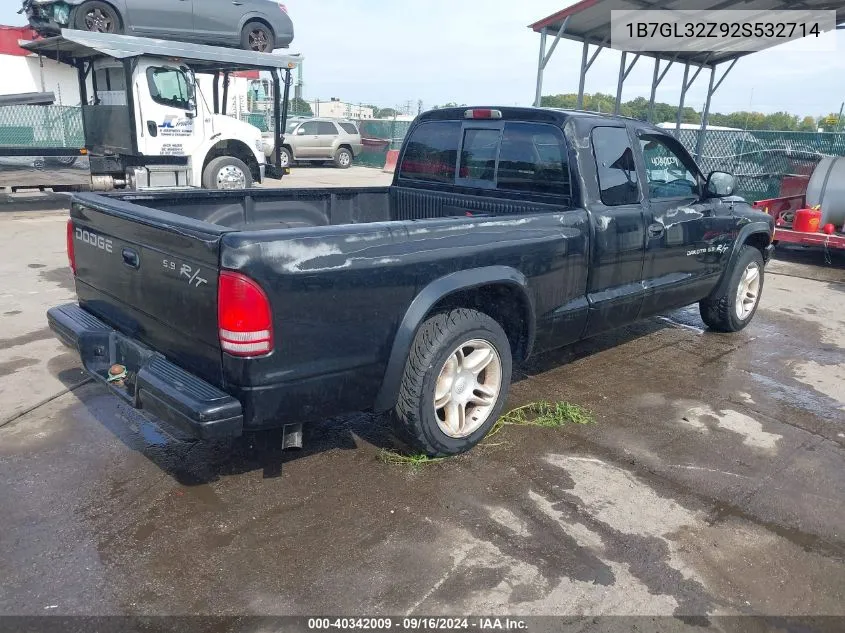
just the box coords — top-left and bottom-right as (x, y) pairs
(530, 0), (845, 158)
(531, 0), (845, 67)
(21, 29), (303, 73)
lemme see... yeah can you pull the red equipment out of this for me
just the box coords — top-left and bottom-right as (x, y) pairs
(793, 208), (822, 233)
(754, 196), (845, 251)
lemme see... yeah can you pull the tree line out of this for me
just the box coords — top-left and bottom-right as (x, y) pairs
(540, 93), (842, 132)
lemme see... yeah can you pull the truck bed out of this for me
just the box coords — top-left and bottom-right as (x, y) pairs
(116, 187), (393, 230)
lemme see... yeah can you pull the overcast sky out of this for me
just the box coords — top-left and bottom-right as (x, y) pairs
(2, 1), (843, 118)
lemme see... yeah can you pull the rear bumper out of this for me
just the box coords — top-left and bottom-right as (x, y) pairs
(47, 303), (243, 440)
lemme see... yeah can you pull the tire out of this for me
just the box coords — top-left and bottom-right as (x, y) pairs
(699, 245), (765, 332)
(392, 308), (513, 457)
(334, 147), (353, 169)
(278, 147), (293, 169)
(202, 156), (253, 190)
(74, 1), (122, 33)
(241, 21), (275, 53)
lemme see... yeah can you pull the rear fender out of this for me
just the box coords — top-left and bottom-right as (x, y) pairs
(373, 266), (535, 413)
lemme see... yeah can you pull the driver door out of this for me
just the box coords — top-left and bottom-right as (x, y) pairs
(292, 121), (321, 158)
(635, 129), (728, 316)
(137, 64), (204, 159)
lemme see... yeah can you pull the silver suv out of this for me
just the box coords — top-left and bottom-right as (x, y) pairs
(280, 119), (362, 169)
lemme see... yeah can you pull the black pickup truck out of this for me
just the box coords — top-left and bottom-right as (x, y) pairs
(48, 107), (774, 456)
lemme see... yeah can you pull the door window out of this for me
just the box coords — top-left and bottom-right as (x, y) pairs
(317, 121), (339, 135)
(146, 67), (193, 110)
(298, 121), (320, 135)
(592, 127), (640, 206)
(497, 122), (570, 195)
(638, 133), (699, 199)
(459, 128), (500, 183)
(398, 121), (460, 183)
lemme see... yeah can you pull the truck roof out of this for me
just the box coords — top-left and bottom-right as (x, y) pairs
(418, 106), (657, 129)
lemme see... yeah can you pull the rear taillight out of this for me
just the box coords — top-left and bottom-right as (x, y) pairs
(218, 271), (274, 357)
(278, 2), (288, 13)
(66, 219), (77, 275)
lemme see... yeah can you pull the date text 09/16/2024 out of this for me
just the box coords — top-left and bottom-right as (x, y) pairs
(307, 617), (528, 631)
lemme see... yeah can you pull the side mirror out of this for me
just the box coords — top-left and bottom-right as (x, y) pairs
(295, 127), (306, 136)
(705, 171), (736, 198)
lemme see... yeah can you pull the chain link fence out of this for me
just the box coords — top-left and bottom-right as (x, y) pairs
(4, 103), (842, 202)
(676, 129), (845, 201)
(0, 105), (85, 148)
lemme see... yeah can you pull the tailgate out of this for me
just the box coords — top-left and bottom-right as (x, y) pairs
(69, 193), (227, 386)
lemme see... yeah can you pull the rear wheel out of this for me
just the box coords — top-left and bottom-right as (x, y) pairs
(202, 156), (253, 190)
(241, 21), (275, 53)
(334, 147), (353, 169)
(74, 1), (121, 33)
(392, 308), (513, 457)
(699, 245), (765, 332)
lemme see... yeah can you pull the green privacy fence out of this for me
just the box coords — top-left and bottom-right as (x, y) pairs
(675, 129), (845, 201)
(239, 112), (412, 168)
(0, 105), (85, 148)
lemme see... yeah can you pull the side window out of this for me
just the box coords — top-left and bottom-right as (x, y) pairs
(338, 122), (359, 134)
(638, 133), (699, 199)
(459, 128), (500, 183)
(398, 121), (460, 183)
(497, 122), (570, 195)
(146, 67), (192, 110)
(592, 127), (640, 206)
(317, 121), (338, 135)
(299, 121), (319, 135)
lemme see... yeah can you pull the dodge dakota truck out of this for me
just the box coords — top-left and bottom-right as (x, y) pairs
(48, 107), (775, 456)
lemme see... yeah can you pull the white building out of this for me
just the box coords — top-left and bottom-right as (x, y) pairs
(309, 98), (375, 120)
(0, 26), (83, 104)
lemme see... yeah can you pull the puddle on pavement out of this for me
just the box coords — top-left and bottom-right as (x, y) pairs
(680, 406), (782, 451)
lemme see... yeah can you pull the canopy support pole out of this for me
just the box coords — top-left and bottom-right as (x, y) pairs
(695, 58), (736, 158)
(614, 52), (640, 115)
(577, 40), (605, 110)
(534, 18), (569, 107)
(647, 57), (674, 123)
(675, 63), (703, 136)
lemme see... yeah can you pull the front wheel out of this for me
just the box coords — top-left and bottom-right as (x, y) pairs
(392, 308), (513, 457)
(202, 156), (253, 190)
(74, 1), (122, 33)
(241, 21), (275, 53)
(278, 147), (292, 169)
(699, 245), (765, 332)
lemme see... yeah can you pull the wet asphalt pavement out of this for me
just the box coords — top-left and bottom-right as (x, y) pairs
(0, 204), (844, 625)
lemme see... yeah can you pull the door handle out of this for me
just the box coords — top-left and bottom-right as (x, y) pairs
(122, 248), (140, 269)
(647, 223), (665, 238)
(147, 121), (158, 137)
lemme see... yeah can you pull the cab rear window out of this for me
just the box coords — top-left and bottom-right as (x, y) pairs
(398, 121), (460, 183)
(399, 120), (570, 197)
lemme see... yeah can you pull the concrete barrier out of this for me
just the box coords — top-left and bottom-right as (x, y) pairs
(383, 149), (400, 173)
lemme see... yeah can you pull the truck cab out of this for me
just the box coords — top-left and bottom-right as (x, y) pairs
(91, 57), (266, 189)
